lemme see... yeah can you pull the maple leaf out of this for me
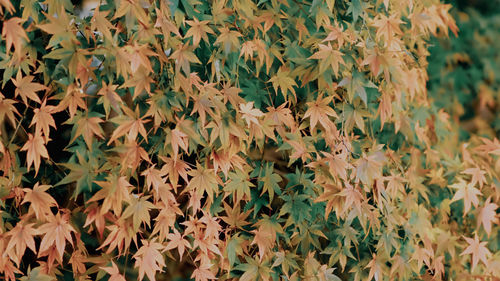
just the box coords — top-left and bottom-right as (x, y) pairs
(19, 267), (53, 281)
(89, 175), (132, 216)
(98, 220), (136, 255)
(31, 99), (56, 140)
(308, 43), (345, 77)
(5, 221), (37, 266)
(239, 102), (264, 127)
(372, 14), (404, 45)
(361, 47), (391, 78)
(160, 156), (190, 191)
(191, 262), (217, 281)
(251, 216), (283, 261)
(365, 254), (384, 281)
(221, 201), (251, 230)
(269, 67), (298, 102)
(450, 178), (482, 215)
(240, 41), (255, 62)
(141, 165), (167, 194)
(460, 234), (491, 271)
(187, 164), (220, 202)
(11, 71), (48, 105)
(165, 228), (191, 258)
(55, 84), (88, 119)
(101, 262), (127, 281)
(234, 256), (270, 281)
(90, 8), (115, 42)
(260, 164), (282, 202)
(355, 151), (386, 186)
(185, 18), (215, 47)
(69, 250), (86, 275)
(0, 0), (15, 15)
(117, 139), (151, 172)
(303, 94), (338, 131)
(133, 239), (166, 281)
(461, 167), (487, 189)
(83, 203), (107, 238)
(38, 212), (76, 261)
(22, 183), (57, 220)
(214, 26), (241, 54)
(170, 43), (201, 74)
(71, 113), (105, 148)
(122, 195), (157, 231)
(0, 93), (19, 127)
(97, 82), (122, 118)
(108, 106), (150, 145)
(2, 17), (28, 55)
(478, 197), (499, 237)
(169, 128), (189, 159)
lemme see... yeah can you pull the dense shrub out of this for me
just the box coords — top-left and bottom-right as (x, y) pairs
(0, 0), (498, 281)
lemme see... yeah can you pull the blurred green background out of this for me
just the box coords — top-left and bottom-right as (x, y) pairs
(427, 0), (500, 139)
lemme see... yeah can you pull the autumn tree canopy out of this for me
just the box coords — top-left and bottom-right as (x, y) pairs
(0, 0), (498, 280)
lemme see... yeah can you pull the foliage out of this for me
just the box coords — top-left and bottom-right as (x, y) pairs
(428, 5), (500, 139)
(0, 0), (498, 281)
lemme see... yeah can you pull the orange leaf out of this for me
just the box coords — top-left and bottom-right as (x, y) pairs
(133, 239), (166, 281)
(5, 221), (37, 265)
(11, 71), (48, 105)
(20, 132), (49, 175)
(31, 99), (57, 140)
(38, 212), (76, 261)
(101, 261), (127, 281)
(303, 94), (338, 131)
(21, 183), (57, 220)
(1, 17), (28, 55)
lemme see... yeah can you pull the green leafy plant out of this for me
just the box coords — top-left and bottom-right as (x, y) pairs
(0, 0), (498, 281)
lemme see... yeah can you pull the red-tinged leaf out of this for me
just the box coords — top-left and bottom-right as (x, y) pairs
(165, 228), (191, 258)
(308, 43), (345, 77)
(478, 197), (499, 236)
(98, 220), (135, 255)
(101, 262), (126, 281)
(461, 167), (487, 189)
(89, 175), (132, 216)
(38, 212), (76, 261)
(0, 0), (15, 15)
(460, 234), (492, 272)
(187, 163), (220, 202)
(73, 115), (105, 148)
(108, 107), (149, 145)
(5, 221), (37, 265)
(55, 84), (88, 119)
(11, 72), (48, 105)
(97, 82), (122, 118)
(31, 99), (57, 140)
(450, 178), (482, 215)
(21, 183), (57, 220)
(133, 239), (166, 281)
(20, 132), (49, 175)
(365, 254), (384, 281)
